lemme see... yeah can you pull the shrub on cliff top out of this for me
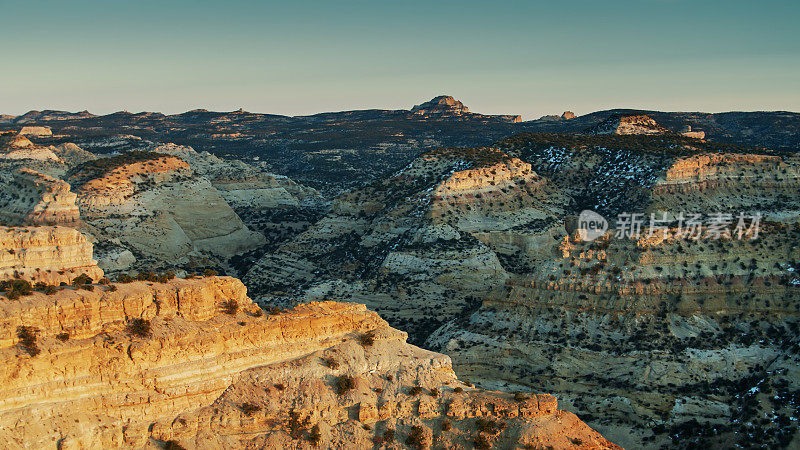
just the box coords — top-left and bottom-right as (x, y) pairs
(117, 274), (135, 283)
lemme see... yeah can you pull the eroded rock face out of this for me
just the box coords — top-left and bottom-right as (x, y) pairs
(0, 226), (103, 285)
(72, 153), (266, 265)
(0, 168), (80, 225)
(423, 136), (800, 448)
(245, 147), (565, 342)
(0, 276), (616, 450)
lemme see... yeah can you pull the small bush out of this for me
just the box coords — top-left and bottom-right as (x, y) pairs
(358, 330), (375, 347)
(429, 388), (439, 397)
(17, 326), (39, 356)
(405, 426), (426, 450)
(43, 285), (58, 295)
(454, 387), (464, 393)
(274, 383), (285, 391)
(240, 402), (261, 417)
(117, 274), (135, 283)
(107, 285), (118, 292)
(98, 278), (110, 285)
(473, 434), (491, 450)
(203, 268), (218, 277)
(321, 356), (340, 369)
(514, 392), (527, 402)
(308, 424), (321, 446)
(72, 273), (93, 285)
(335, 375), (356, 396)
(56, 332), (70, 342)
(382, 428), (395, 443)
(163, 440), (187, 450)
(80, 284), (94, 291)
(288, 410), (308, 439)
(476, 418), (504, 434)
(1, 279), (32, 299)
(408, 385), (423, 396)
(220, 299), (239, 315)
(127, 318), (151, 338)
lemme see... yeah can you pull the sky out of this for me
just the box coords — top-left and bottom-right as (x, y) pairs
(2, 0), (799, 120)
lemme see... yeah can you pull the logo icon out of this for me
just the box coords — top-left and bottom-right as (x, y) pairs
(577, 210), (608, 241)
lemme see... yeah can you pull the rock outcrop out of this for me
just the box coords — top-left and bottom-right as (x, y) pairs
(0, 168), (80, 225)
(71, 152), (266, 267)
(586, 113), (672, 135)
(410, 96), (521, 123)
(0, 226), (103, 285)
(18, 126), (52, 137)
(0, 276), (615, 449)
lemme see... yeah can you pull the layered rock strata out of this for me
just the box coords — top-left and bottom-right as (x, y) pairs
(0, 276), (615, 449)
(0, 226), (103, 285)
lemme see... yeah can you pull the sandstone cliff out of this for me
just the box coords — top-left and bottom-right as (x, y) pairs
(0, 226), (103, 285)
(0, 276), (615, 449)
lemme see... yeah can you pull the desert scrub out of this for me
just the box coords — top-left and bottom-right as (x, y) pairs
(408, 385), (423, 396)
(239, 402), (262, 416)
(473, 434), (491, 450)
(163, 440), (187, 450)
(405, 425), (426, 450)
(220, 299), (239, 315)
(127, 318), (151, 338)
(358, 330), (376, 347)
(72, 273), (93, 285)
(321, 356), (340, 369)
(1, 279), (32, 299)
(334, 375), (356, 395)
(17, 326), (39, 356)
(308, 424), (321, 446)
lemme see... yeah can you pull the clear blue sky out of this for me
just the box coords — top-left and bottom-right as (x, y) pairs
(2, 0), (798, 119)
